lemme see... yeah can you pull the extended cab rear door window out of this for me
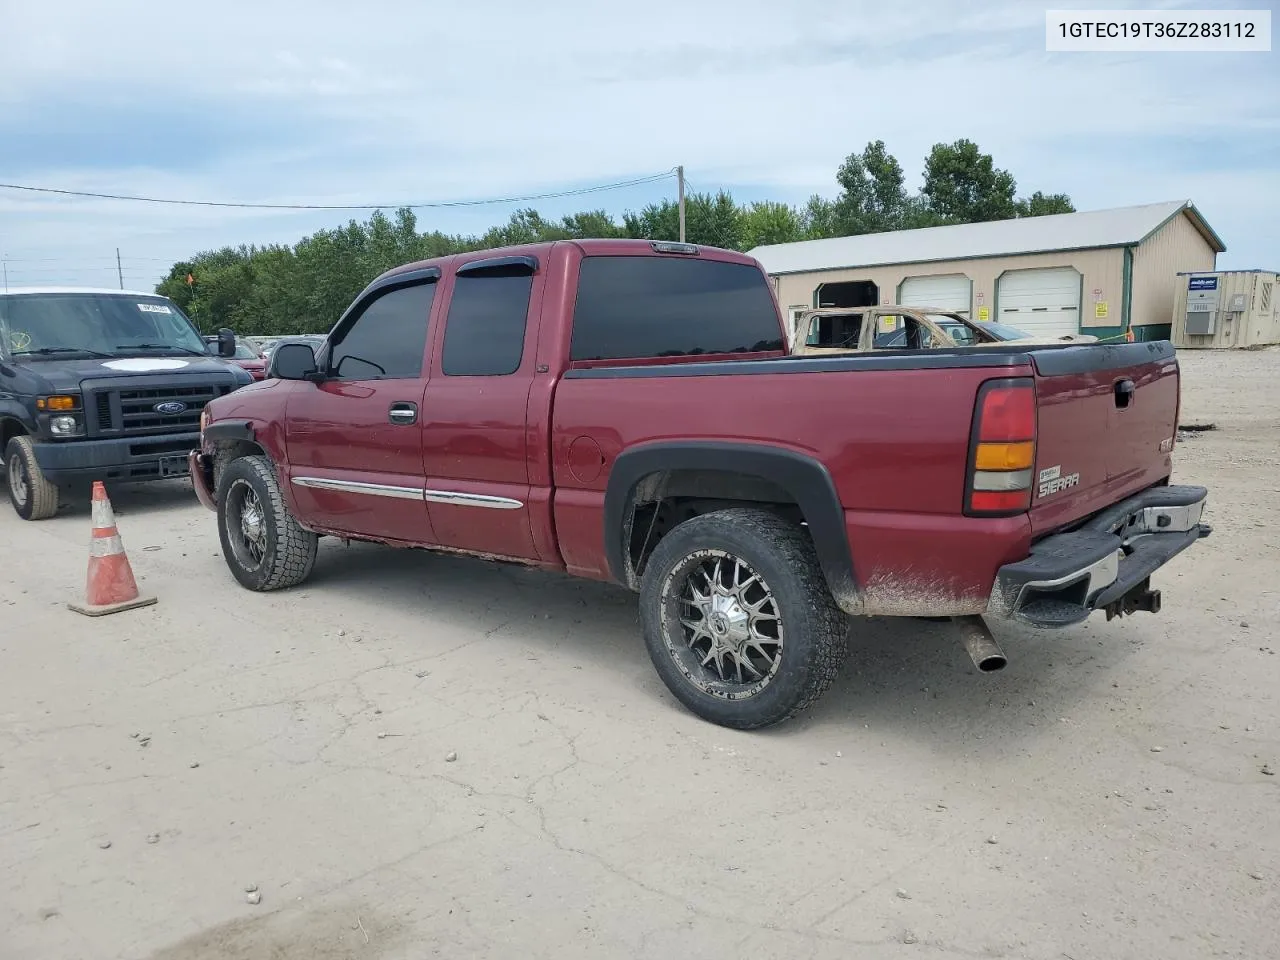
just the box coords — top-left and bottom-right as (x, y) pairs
(329, 281), (436, 379)
(441, 258), (535, 377)
(570, 255), (784, 361)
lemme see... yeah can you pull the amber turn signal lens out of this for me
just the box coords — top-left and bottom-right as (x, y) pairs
(974, 441), (1035, 471)
(37, 395), (79, 411)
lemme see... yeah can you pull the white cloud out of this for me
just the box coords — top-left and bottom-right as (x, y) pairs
(1, 0), (1275, 286)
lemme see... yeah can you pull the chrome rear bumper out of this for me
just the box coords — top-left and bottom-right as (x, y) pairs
(988, 484), (1210, 628)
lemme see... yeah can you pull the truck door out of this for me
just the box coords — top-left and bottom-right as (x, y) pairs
(283, 273), (438, 543)
(420, 256), (544, 562)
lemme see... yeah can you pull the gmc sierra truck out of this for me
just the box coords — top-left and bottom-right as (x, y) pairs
(190, 239), (1211, 730)
(1, 287), (251, 520)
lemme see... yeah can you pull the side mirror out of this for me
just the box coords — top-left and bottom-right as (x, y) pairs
(217, 328), (237, 359)
(271, 342), (319, 381)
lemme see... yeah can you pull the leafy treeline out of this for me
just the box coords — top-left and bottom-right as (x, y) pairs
(158, 139), (1075, 336)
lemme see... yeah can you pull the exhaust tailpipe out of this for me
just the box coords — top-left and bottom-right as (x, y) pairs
(953, 616), (1007, 672)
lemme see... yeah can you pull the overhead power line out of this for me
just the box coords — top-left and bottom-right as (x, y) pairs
(0, 255), (188, 264)
(0, 170), (678, 211)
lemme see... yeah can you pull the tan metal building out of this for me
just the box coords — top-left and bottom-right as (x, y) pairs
(748, 200), (1225, 343)
(1172, 270), (1280, 348)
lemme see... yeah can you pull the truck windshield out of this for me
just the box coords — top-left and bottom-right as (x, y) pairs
(0, 294), (208, 358)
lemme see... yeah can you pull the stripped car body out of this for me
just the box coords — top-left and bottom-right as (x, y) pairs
(788, 305), (1101, 356)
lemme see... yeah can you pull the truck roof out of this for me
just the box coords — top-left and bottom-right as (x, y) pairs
(0, 286), (165, 298)
(378, 238), (763, 283)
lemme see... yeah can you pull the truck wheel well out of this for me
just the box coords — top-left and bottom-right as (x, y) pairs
(604, 442), (858, 612)
(1, 417), (28, 452)
(212, 438), (267, 488)
(626, 469), (805, 581)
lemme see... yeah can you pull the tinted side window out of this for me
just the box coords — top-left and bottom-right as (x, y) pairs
(441, 268), (532, 376)
(330, 282), (436, 379)
(570, 256), (784, 361)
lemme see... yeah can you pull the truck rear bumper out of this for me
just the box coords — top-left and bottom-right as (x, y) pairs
(32, 434), (199, 487)
(988, 483), (1210, 628)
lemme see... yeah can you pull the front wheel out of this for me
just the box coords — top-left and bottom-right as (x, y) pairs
(216, 455), (318, 591)
(5, 436), (59, 521)
(639, 508), (849, 730)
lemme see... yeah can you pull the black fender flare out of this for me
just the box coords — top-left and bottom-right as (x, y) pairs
(203, 420), (257, 445)
(603, 440), (857, 605)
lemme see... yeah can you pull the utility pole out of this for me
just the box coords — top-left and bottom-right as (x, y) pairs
(677, 166), (686, 243)
(2, 259), (7, 293)
(116, 248), (124, 289)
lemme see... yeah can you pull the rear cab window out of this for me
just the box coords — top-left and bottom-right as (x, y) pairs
(570, 255), (784, 362)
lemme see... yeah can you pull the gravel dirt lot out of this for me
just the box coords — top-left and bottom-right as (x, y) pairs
(2, 349), (1277, 960)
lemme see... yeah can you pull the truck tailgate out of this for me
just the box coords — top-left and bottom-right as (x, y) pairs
(1027, 342), (1180, 536)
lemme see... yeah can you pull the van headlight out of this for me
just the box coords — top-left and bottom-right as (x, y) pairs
(49, 415), (83, 437)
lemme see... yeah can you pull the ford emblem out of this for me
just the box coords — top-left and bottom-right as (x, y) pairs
(154, 401), (188, 415)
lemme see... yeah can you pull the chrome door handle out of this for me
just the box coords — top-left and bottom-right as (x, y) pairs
(389, 402), (418, 425)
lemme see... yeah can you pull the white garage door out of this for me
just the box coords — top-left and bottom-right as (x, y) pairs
(899, 274), (971, 316)
(997, 267), (1081, 338)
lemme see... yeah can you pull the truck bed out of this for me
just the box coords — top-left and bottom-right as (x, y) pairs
(551, 339), (1181, 617)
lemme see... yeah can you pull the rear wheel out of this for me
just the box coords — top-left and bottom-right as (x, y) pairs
(5, 436), (59, 521)
(639, 508), (848, 729)
(216, 455), (317, 591)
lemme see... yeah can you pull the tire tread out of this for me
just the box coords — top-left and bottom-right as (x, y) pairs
(217, 455), (317, 590)
(640, 507), (848, 729)
(6, 436), (59, 521)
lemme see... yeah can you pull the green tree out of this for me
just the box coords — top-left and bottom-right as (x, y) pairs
(481, 208), (568, 247)
(833, 140), (912, 234)
(920, 139), (1019, 224)
(560, 209), (627, 239)
(686, 191), (744, 250)
(739, 200), (803, 249)
(1015, 190), (1076, 217)
(798, 195), (840, 240)
(623, 200), (680, 241)
(154, 150), (1075, 337)
(624, 191), (743, 250)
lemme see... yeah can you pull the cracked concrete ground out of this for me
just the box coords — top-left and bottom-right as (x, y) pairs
(2, 349), (1278, 960)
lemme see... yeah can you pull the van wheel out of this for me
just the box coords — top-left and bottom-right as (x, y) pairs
(5, 436), (59, 521)
(216, 455), (317, 591)
(639, 508), (848, 730)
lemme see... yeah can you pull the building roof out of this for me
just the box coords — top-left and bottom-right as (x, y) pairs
(0, 286), (162, 297)
(748, 200), (1226, 276)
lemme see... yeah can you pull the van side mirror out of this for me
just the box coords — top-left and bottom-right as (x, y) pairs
(271, 342), (319, 381)
(217, 328), (237, 359)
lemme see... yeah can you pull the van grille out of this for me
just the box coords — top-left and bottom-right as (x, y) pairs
(85, 381), (235, 438)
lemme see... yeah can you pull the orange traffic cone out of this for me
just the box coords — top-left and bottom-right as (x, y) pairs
(67, 482), (158, 617)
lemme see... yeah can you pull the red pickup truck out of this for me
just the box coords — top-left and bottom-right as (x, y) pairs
(190, 238), (1211, 730)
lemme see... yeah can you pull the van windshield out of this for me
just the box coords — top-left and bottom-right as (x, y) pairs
(0, 294), (208, 359)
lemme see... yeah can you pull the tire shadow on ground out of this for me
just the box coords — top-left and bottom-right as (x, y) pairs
(285, 536), (1144, 749)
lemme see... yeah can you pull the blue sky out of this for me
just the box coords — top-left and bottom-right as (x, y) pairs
(1, 0), (1276, 290)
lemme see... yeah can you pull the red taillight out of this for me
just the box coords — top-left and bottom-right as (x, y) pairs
(966, 379), (1036, 516)
(969, 490), (1030, 512)
(976, 384), (1035, 441)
